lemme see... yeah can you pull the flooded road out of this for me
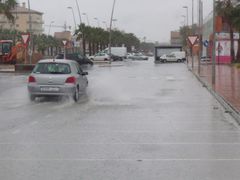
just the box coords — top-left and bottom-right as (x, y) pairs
(0, 58), (240, 180)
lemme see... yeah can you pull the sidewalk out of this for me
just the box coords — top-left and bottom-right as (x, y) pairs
(0, 65), (15, 72)
(188, 57), (240, 120)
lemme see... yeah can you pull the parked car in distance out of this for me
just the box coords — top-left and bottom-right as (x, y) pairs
(101, 47), (127, 59)
(201, 56), (211, 62)
(127, 53), (133, 59)
(55, 53), (93, 66)
(110, 54), (123, 61)
(158, 51), (186, 63)
(128, 52), (148, 60)
(27, 59), (88, 102)
(89, 52), (110, 61)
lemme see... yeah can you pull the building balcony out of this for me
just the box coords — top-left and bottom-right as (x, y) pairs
(27, 20), (44, 25)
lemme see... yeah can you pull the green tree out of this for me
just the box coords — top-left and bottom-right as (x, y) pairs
(34, 34), (61, 55)
(0, 0), (17, 22)
(179, 25), (191, 47)
(75, 24), (140, 55)
(122, 33), (140, 52)
(140, 42), (155, 53)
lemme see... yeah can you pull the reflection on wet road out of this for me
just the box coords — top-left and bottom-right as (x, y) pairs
(0, 58), (240, 180)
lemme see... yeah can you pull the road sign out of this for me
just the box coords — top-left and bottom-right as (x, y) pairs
(21, 33), (30, 44)
(62, 40), (67, 46)
(203, 40), (209, 47)
(188, 36), (198, 46)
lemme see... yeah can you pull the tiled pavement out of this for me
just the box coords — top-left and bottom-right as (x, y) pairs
(188, 57), (240, 115)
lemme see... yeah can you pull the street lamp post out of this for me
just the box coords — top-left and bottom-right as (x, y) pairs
(27, 0), (32, 64)
(181, 15), (186, 26)
(212, 0), (216, 85)
(192, 0), (194, 70)
(198, 0), (203, 75)
(112, 18), (117, 29)
(183, 6), (189, 26)
(74, 0), (82, 25)
(67, 7), (77, 30)
(102, 21), (108, 30)
(82, 13), (90, 26)
(183, 5), (189, 66)
(192, 0), (194, 30)
(109, 0), (117, 63)
(48, 21), (54, 36)
(94, 17), (100, 27)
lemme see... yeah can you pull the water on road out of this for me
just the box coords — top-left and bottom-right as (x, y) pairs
(0, 58), (240, 180)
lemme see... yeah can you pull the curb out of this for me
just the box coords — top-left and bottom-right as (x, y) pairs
(0, 65), (15, 73)
(189, 65), (240, 125)
(0, 64), (35, 73)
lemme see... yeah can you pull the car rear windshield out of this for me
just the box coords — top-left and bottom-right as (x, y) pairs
(33, 63), (71, 74)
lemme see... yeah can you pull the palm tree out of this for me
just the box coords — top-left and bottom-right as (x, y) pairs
(0, 0), (17, 22)
(123, 33), (140, 52)
(75, 23), (85, 55)
(75, 22), (141, 55)
(216, 0), (235, 62)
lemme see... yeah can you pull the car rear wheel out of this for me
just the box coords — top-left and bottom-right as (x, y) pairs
(29, 94), (36, 101)
(73, 87), (79, 102)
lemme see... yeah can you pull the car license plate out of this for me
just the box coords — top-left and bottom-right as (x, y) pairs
(41, 87), (59, 92)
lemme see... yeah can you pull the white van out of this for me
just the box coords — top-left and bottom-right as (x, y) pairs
(102, 47), (127, 58)
(160, 51), (186, 63)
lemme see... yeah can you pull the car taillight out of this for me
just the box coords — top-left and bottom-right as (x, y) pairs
(28, 76), (36, 83)
(65, 76), (76, 84)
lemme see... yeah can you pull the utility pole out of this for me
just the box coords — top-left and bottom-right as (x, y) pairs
(27, 0), (33, 64)
(109, 0), (116, 63)
(192, 0), (194, 70)
(183, 6), (189, 26)
(75, 0), (82, 25)
(212, 0), (216, 85)
(198, 0), (203, 75)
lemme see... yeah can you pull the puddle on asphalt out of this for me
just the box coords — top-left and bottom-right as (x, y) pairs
(157, 89), (177, 96)
(166, 76), (176, 81)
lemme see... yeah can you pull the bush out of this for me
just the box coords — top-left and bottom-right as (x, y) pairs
(232, 63), (240, 69)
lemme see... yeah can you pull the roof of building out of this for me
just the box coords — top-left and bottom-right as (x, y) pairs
(54, 31), (72, 41)
(171, 31), (181, 38)
(11, 3), (43, 15)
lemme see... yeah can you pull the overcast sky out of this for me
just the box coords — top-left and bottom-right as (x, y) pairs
(18, 0), (213, 43)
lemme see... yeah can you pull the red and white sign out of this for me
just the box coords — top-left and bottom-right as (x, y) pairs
(21, 33), (30, 44)
(188, 36), (198, 46)
(62, 40), (67, 46)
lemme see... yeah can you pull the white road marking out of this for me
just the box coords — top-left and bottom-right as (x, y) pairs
(1, 158), (240, 161)
(0, 142), (240, 145)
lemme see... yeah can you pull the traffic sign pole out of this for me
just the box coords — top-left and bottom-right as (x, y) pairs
(21, 33), (30, 64)
(62, 40), (67, 59)
(188, 36), (198, 71)
(212, 0), (216, 86)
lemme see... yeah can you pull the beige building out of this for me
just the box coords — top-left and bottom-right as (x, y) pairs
(0, 2), (44, 35)
(170, 31), (182, 46)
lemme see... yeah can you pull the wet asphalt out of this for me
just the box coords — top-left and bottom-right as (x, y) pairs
(0, 58), (240, 180)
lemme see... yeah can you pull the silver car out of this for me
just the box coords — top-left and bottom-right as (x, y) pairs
(27, 59), (88, 102)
